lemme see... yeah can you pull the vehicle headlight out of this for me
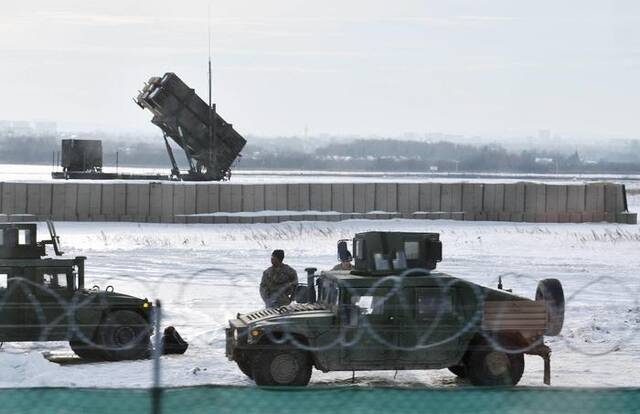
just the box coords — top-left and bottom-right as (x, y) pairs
(247, 328), (262, 344)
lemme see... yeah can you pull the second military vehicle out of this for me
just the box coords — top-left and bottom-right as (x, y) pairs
(0, 222), (153, 361)
(226, 231), (564, 386)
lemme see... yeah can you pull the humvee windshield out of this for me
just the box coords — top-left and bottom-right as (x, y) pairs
(18, 229), (32, 245)
(317, 279), (339, 305)
(0, 268), (16, 287)
(350, 295), (385, 315)
(0, 266), (81, 292)
(41, 271), (73, 290)
(0, 272), (7, 290)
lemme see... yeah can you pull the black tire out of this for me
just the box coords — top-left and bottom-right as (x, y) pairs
(251, 348), (312, 386)
(69, 339), (105, 361)
(536, 278), (565, 336)
(97, 310), (151, 361)
(448, 365), (467, 379)
(467, 350), (525, 386)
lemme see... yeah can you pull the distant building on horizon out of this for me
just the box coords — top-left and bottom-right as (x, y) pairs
(535, 157), (554, 165)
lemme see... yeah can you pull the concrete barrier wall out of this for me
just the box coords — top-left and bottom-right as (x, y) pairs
(0, 182), (636, 224)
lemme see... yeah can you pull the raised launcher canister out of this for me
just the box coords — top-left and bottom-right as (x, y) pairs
(136, 72), (247, 181)
(351, 231), (442, 275)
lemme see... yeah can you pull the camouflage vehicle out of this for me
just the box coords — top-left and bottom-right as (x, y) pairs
(226, 231), (564, 386)
(0, 222), (152, 360)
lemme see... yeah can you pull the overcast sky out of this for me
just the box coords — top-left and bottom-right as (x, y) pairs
(0, 0), (638, 139)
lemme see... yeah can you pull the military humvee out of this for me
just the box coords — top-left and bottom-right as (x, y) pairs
(226, 231), (564, 387)
(0, 222), (152, 360)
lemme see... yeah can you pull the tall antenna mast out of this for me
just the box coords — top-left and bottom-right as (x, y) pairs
(207, 2), (215, 174)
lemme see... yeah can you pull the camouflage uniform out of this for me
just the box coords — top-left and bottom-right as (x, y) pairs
(260, 264), (298, 308)
(331, 262), (352, 271)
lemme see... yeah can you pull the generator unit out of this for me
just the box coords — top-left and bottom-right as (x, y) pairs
(61, 139), (102, 173)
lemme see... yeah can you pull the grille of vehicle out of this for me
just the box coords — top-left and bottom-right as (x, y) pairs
(241, 303), (328, 322)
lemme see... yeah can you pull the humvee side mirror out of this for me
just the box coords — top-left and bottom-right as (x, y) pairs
(293, 285), (310, 304)
(304, 268), (317, 304)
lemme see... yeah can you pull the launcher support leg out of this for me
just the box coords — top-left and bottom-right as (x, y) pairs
(163, 133), (181, 179)
(527, 342), (551, 385)
(543, 352), (551, 385)
(177, 126), (196, 173)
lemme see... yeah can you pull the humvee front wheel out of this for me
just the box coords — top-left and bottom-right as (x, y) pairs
(69, 339), (105, 361)
(467, 350), (524, 386)
(97, 310), (151, 361)
(252, 348), (312, 386)
(447, 365), (467, 379)
(235, 352), (254, 379)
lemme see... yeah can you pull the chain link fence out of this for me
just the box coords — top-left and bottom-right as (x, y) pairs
(1, 386), (639, 414)
(1, 220), (639, 413)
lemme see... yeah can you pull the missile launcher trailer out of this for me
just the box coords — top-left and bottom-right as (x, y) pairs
(52, 72), (246, 181)
(60, 139), (103, 174)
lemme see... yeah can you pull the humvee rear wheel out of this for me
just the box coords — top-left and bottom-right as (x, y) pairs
(97, 310), (151, 361)
(252, 348), (312, 386)
(536, 278), (565, 336)
(467, 350), (524, 386)
(69, 339), (105, 361)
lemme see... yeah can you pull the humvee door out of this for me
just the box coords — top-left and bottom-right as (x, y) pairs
(0, 267), (25, 341)
(395, 287), (464, 367)
(23, 267), (75, 341)
(341, 288), (401, 368)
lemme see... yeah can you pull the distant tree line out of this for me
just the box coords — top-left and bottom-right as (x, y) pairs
(242, 139), (640, 174)
(2, 135), (640, 174)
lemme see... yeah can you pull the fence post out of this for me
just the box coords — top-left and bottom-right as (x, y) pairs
(152, 300), (163, 414)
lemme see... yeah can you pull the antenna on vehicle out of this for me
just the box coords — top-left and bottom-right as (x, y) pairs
(207, 2), (216, 174)
(497, 276), (503, 290)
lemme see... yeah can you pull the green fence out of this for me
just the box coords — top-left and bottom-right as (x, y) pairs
(1, 386), (638, 414)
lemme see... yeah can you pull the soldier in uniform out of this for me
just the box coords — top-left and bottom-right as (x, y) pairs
(260, 249), (298, 308)
(331, 252), (352, 271)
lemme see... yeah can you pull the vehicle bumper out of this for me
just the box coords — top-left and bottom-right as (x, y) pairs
(225, 328), (235, 361)
(225, 319), (247, 361)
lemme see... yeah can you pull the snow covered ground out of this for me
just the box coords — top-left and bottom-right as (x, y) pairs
(1, 197), (639, 389)
(3, 163), (640, 188)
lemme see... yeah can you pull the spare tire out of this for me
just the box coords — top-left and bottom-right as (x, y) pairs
(536, 279), (565, 336)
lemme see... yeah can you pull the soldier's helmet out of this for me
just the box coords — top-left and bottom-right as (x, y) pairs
(337, 240), (352, 262)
